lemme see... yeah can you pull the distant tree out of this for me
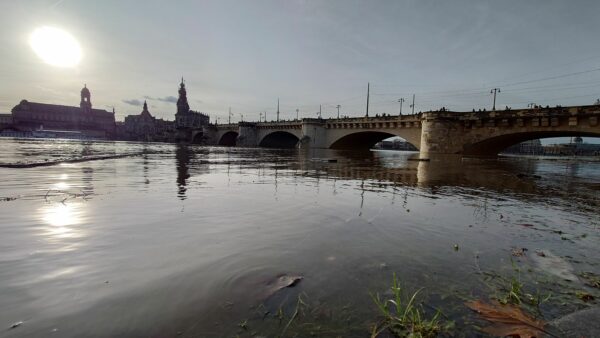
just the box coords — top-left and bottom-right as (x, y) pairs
(595, 98), (600, 105)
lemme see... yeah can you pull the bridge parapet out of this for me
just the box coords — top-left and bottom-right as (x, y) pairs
(257, 121), (302, 130)
(424, 105), (600, 120)
(215, 123), (238, 130)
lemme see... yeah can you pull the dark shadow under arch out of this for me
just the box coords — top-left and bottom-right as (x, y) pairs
(218, 131), (238, 146)
(330, 131), (417, 150)
(465, 131), (600, 157)
(259, 131), (300, 148)
(192, 132), (204, 144)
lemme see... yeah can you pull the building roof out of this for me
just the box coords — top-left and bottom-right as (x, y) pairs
(12, 100), (114, 117)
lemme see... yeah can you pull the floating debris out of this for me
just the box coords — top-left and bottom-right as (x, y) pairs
(530, 249), (578, 282)
(9, 321), (23, 329)
(0, 152), (145, 168)
(264, 274), (303, 299)
(465, 300), (548, 337)
(511, 247), (528, 257)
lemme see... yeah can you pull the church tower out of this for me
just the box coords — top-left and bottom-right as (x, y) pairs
(176, 78), (190, 114)
(80, 84), (92, 112)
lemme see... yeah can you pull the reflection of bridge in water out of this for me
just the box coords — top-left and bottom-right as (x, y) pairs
(184, 104), (600, 158)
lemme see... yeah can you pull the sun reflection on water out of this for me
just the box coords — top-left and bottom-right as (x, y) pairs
(53, 181), (70, 190)
(39, 202), (86, 241)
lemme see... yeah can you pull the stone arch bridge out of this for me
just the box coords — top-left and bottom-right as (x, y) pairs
(193, 104), (600, 158)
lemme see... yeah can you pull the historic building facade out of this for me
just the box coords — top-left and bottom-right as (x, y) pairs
(9, 85), (116, 138)
(124, 101), (157, 141)
(123, 101), (175, 142)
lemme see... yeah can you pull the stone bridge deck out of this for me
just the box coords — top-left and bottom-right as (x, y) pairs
(198, 104), (600, 157)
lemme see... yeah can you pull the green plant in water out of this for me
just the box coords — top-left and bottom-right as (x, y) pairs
(370, 273), (451, 338)
(488, 259), (551, 314)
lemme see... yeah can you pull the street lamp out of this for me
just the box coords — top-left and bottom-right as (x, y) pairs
(397, 98), (405, 116)
(490, 88), (501, 111)
(296, 109), (299, 120)
(336, 105), (341, 119)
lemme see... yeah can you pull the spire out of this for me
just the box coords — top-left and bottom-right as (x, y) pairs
(176, 78), (190, 114)
(140, 100), (152, 118)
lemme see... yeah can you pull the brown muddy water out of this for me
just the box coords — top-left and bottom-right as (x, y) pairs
(0, 138), (599, 337)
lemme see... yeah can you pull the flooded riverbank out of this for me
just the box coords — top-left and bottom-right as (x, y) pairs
(0, 138), (598, 337)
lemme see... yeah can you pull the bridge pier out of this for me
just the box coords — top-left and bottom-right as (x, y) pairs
(237, 122), (259, 147)
(419, 112), (463, 158)
(299, 119), (327, 149)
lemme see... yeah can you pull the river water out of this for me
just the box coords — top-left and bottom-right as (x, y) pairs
(0, 138), (598, 337)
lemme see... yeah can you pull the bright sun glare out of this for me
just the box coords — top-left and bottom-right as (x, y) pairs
(29, 26), (82, 68)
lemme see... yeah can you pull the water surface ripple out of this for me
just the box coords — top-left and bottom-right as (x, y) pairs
(0, 139), (598, 337)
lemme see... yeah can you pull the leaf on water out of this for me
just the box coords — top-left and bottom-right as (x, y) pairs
(466, 300), (547, 338)
(263, 274), (303, 298)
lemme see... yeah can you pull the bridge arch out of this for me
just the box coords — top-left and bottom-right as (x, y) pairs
(191, 131), (204, 144)
(218, 131), (238, 146)
(464, 131), (600, 157)
(259, 131), (300, 148)
(328, 130), (421, 150)
(330, 131), (396, 149)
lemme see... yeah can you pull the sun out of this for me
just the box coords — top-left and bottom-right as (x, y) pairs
(29, 26), (82, 68)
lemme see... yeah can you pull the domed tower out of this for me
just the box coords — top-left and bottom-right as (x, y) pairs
(80, 84), (92, 112)
(176, 78), (190, 114)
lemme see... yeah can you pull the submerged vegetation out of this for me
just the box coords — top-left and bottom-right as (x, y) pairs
(370, 273), (454, 338)
(228, 258), (599, 337)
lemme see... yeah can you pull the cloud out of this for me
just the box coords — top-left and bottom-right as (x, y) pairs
(122, 99), (143, 106)
(144, 95), (178, 103)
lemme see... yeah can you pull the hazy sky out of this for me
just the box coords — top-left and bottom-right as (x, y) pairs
(1, 0), (600, 123)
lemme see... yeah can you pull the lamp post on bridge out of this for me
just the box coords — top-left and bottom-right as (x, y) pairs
(240, 113), (244, 122)
(277, 98), (280, 122)
(490, 88), (501, 111)
(228, 108), (233, 124)
(398, 98), (405, 116)
(259, 112), (263, 122)
(296, 109), (299, 120)
(336, 105), (341, 119)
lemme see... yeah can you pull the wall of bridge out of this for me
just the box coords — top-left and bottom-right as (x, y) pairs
(208, 105), (600, 157)
(420, 106), (600, 157)
(211, 118), (423, 149)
